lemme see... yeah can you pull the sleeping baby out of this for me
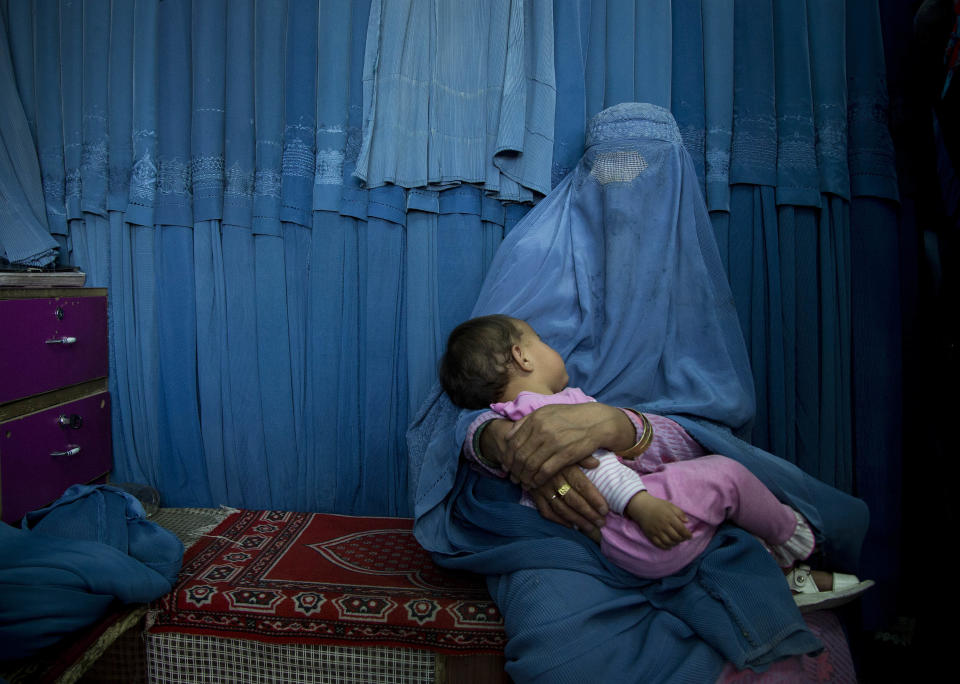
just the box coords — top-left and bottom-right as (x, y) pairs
(439, 314), (873, 609)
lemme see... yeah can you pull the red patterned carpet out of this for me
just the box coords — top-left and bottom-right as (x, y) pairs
(149, 510), (506, 654)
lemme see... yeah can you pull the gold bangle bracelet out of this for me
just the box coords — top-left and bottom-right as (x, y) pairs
(615, 408), (654, 460)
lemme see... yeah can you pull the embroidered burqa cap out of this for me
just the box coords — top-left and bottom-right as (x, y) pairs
(407, 103), (866, 680)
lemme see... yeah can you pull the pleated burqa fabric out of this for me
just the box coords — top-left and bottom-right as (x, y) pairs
(356, 0), (556, 201)
(547, 0), (901, 629)
(845, 0), (902, 628)
(3, 0), (525, 517)
(0, 8), (58, 265)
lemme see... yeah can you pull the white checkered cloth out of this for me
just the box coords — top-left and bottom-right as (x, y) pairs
(145, 633), (435, 684)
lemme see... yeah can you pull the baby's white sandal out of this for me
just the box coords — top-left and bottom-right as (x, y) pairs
(786, 564), (875, 612)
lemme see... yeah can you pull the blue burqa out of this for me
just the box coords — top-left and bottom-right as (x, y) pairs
(0, 485), (183, 661)
(407, 104), (868, 683)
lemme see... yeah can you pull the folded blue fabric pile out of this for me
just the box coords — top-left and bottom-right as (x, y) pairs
(0, 485), (183, 661)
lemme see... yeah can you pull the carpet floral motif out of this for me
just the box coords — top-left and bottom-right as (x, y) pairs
(149, 510), (505, 653)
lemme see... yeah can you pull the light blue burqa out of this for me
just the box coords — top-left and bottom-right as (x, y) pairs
(408, 104), (868, 682)
(356, 0), (556, 202)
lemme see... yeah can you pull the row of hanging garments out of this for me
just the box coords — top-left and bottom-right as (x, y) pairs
(2, 1), (901, 628)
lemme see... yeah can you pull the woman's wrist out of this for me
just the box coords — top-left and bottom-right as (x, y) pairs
(463, 412), (509, 477)
(597, 403), (639, 453)
(474, 420), (502, 468)
(615, 408), (654, 460)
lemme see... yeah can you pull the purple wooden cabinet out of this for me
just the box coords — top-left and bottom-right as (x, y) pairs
(0, 289), (111, 523)
(1, 392), (112, 523)
(0, 296), (108, 404)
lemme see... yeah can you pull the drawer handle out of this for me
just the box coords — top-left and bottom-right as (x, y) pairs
(58, 414), (84, 429)
(45, 336), (77, 345)
(51, 446), (81, 457)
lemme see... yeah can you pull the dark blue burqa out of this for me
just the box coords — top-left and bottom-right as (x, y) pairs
(408, 104), (868, 683)
(0, 485), (183, 661)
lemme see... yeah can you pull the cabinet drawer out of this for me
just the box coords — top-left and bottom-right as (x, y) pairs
(0, 296), (108, 404)
(1, 392), (111, 523)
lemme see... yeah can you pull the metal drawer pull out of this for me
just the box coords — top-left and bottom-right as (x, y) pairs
(51, 446), (81, 457)
(45, 336), (77, 345)
(57, 414), (84, 429)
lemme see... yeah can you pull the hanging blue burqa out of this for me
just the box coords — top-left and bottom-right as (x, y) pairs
(408, 104), (868, 682)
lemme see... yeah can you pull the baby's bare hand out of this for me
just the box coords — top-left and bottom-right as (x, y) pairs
(626, 492), (692, 550)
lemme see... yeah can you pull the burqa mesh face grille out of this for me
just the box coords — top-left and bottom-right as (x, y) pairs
(589, 149), (649, 185)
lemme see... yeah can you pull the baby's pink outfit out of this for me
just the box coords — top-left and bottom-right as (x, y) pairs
(489, 388), (814, 578)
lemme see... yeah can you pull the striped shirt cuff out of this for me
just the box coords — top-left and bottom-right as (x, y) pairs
(582, 451), (645, 514)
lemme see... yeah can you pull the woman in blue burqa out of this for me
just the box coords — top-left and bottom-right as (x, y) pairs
(407, 103), (868, 682)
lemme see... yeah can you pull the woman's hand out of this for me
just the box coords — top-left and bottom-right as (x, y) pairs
(478, 402), (638, 531)
(491, 402), (637, 487)
(527, 466), (609, 531)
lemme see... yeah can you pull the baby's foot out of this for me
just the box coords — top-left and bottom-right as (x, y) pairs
(809, 569), (833, 591)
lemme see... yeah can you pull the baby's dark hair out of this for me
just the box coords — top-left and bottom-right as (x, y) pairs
(439, 314), (522, 409)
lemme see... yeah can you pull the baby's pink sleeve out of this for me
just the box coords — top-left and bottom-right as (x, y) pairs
(641, 414), (707, 462)
(463, 410), (508, 478)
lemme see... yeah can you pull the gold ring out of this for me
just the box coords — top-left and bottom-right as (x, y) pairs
(556, 483), (572, 497)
